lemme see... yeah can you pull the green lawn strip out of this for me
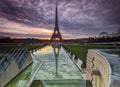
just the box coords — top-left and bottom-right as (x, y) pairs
(64, 45), (116, 68)
(6, 65), (32, 87)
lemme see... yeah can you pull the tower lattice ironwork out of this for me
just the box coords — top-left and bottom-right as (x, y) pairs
(50, 3), (62, 43)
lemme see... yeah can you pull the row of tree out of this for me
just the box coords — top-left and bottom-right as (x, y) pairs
(87, 36), (120, 43)
(0, 35), (120, 44)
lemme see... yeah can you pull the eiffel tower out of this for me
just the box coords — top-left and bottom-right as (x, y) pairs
(50, 2), (62, 44)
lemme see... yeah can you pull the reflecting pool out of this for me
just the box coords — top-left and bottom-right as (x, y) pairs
(34, 45), (83, 80)
(6, 45), (92, 87)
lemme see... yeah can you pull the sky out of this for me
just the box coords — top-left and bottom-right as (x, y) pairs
(0, 0), (120, 39)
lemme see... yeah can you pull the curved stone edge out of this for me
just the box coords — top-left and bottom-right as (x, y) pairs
(87, 49), (120, 87)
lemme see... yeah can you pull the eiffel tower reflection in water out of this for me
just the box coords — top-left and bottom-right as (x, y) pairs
(52, 45), (61, 78)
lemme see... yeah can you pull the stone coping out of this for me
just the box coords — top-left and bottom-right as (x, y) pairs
(89, 49), (120, 87)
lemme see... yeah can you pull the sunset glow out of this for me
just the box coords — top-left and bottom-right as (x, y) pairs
(0, 20), (53, 38)
(0, 0), (119, 39)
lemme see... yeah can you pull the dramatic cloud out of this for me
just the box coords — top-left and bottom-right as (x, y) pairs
(0, 0), (120, 38)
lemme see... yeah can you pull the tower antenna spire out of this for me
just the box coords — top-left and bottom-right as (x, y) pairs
(56, 0), (58, 6)
(55, 0), (58, 29)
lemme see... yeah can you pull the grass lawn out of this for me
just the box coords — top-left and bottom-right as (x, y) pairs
(64, 45), (117, 68)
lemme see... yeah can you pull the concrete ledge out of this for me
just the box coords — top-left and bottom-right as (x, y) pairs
(0, 53), (33, 87)
(87, 49), (120, 87)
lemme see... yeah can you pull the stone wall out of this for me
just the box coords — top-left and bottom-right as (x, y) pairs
(87, 50), (111, 87)
(0, 54), (32, 87)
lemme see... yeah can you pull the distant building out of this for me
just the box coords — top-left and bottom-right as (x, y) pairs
(109, 33), (120, 37)
(109, 29), (120, 37)
(99, 30), (120, 38)
(118, 29), (120, 34)
(99, 32), (109, 38)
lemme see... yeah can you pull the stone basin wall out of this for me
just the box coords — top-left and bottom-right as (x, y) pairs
(0, 53), (32, 87)
(87, 49), (120, 87)
(87, 49), (111, 87)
